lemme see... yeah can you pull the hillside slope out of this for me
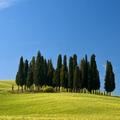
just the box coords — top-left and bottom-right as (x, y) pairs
(0, 80), (120, 120)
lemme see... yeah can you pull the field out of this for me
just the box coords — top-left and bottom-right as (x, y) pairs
(0, 80), (120, 120)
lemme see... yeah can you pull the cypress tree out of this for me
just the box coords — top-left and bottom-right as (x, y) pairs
(73, 54), (78, 69)
(90, 54), (100, 91)
(47, 59), (54, 86)
(56, 54), (62, 90)
(24, 59), (29, 90)
(53, 70), (59, 90)
(31, 56), (35, 85)
(68, 57), (73, 90)
(43, 59), (48, 86)
(87, 62), (92, 92)
(84, 55), (88, 89)
(34, 51), (42, 90)
(80, 55), (88, 89)
(40, 56), (45, 86)
(80, 58), (86, 89)
(17, 56), (25, 91)
(104, 61), (115, 93)
(60, 65), (65, 88)
(63, 55), (68, 90)
(26, 63), (33, 90)
(73, 66), (81, 92)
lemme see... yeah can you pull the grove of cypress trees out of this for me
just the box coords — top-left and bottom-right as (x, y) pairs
(15, 51), (116, 95)
(104, 61), (115, 93)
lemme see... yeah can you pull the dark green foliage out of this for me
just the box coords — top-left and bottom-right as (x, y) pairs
(31, 56), (36, 84)
(24, 59), (29, 88)
(80, 58), (86, 89)
(60, 65), (65, 87)
(89, 54), (100, 91)
(63, 55), (68, 89)
(43, 59), (48, 86)
(34, 51), (42, 88)
(63, 55), (68, 71)
(26, 63), (33, 89)
(53, 70), (59, 88)
(15, 51), (115, 94)
(68, 57), (73, 89)
(17, 57), (25, 89)
(56, 54), (62, 89)
(87, 62), (92, 92)
(80, 55), (89, 89)
(104, 61), (115, 93)
(73, 66), (81, 90)
(73, 54), (78, 70)
(15, 72), (19, 87)
(84, 55), (88, 88)
(47, 59), (54, 86)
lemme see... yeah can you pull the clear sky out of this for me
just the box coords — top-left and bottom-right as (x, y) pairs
(0, 0), (120, 95)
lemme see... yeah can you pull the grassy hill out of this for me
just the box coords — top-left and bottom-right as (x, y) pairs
(0, 80), (120, 120)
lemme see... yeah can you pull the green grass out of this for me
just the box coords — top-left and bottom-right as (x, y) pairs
(0, 80), (15, 91)
(0, 80), (120, 120)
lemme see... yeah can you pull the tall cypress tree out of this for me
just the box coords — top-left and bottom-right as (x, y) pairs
(24, 59), (29, 90)
(87, 62), (92, 92)
(90, 54), (100, 91)
(85, 55), (88, 89)
(60, 65), (65, 88)
(56, 54), (62, 90)
(104, 61), (115, 93)
(47, 59), (54, 86)
(17, 56), (25, 91)
(73, 54), (77, 69)
(73, 66), (81, 92)
(43, 59), (48, 86)
(26, 63), (33, 90)
(53, 70), (59, 90)
(80, 55), (89, 89)
(68, 57), (73, 90)
(34, 51), (42, 90)
(63, 55), (68, 90)
(80, 58), (86, 89)
(31, 56), (35, 85)
(40, 56), (45, 86)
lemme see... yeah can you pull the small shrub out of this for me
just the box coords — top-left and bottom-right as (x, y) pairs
(43, 86), (55, 93)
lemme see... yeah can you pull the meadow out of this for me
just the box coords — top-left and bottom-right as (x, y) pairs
(0, 80), (120, 120)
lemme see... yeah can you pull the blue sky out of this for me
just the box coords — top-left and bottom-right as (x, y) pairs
(0, 0), (120, 95)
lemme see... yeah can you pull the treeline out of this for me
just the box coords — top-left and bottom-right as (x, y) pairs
(16, 51), (115, 94)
